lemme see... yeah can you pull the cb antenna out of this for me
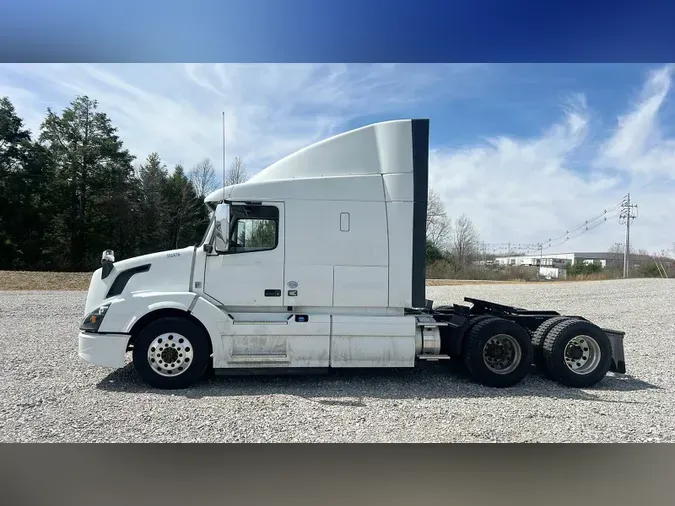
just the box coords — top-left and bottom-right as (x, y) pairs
(221, 111), (226, 202)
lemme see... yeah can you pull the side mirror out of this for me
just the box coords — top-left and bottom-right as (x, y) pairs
(213, 203), (231, 253)
(101, 250), (115, 279)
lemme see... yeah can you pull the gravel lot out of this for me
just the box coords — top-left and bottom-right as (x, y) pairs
(1, 278), (673, 442)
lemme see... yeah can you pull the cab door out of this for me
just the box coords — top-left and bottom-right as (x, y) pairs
(203, 202), (285, 308)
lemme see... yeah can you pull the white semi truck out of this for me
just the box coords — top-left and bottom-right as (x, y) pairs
(78, 119), (626, 390)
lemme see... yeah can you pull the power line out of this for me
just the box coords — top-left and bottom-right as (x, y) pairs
(535, 208), (623, 253)
(534, 198), (625, 252)
(486, 194), (630, 258)
(541, 199), (624, 245)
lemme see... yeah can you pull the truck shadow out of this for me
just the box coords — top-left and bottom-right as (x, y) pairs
(96, 362), (659, 405)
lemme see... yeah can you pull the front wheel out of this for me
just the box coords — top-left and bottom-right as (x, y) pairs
(463, 317), (533, 388)
(132, 317), (211, 389)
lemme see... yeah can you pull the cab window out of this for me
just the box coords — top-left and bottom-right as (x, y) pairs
(228, 205), (278, 253)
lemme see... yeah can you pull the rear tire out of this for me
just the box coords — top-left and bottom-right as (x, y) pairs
(531, 316), (577, 367)
(444, 315), (497, 373)
(132, 317), (211, 390)
(541, 319), (612, 388)
(451, 314), (495, 358)
(463, 317), (533, 388)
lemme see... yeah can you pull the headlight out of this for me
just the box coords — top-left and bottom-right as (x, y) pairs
(80, 304), (110, 332)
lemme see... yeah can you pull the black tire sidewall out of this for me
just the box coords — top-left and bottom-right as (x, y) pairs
(531, 316), (575, 364)
(133, 317), (211, 389)
(464, 319), (533, 388)
(448, 314), (496, 363)
(542, 320), (612, 388)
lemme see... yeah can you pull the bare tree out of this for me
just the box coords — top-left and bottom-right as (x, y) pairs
(189, 158), (217, 197)
(449, 214), (479, 272)
(426, 188), (451, 248)
(224, 156), (248, 186)
(605, 243), (627, 269)
(608, 243), (624, 255)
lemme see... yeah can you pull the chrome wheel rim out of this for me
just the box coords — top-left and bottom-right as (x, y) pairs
(482, 334), (522, 375)
(564, 335), (601, 375)
(147, 333), (194, 377)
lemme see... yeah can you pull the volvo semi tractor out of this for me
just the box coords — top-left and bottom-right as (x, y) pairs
(78, 119), (627, 390)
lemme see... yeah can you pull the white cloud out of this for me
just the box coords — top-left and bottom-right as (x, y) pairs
(0, 63), (485, 174)
(430, 64), (675, 255)
(595, 64), (675, 177)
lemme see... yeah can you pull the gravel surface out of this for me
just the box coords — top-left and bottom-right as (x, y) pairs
(1, 278), (673, 442)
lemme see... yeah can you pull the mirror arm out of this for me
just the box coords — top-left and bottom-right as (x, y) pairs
(213, 202), (231, 253)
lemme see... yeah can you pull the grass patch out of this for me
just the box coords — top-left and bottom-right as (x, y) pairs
(426, 260), (541, 282)
(566, 272), (614, 281)
(425, 279), (533, 286)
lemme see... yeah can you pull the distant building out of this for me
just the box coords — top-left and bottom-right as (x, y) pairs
(492, 252), (626, 269)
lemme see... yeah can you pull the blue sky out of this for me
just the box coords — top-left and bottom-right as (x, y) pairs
(1, 63), (674, 255)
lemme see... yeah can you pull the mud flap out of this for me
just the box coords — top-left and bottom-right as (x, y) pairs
(603, 328), (626, 374)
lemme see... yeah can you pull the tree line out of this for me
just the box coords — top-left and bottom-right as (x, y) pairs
(0, 94), (247, 272)
(425, 188), (482, 275)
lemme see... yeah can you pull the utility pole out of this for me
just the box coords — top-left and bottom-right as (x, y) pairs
(539, 243), (543, 264)
(619, 193), (638, 278)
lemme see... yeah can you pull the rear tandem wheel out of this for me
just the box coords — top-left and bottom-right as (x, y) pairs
(531, 316), (579, 367)
(462, 317), (534, 388)
(541, 318), (613, 388)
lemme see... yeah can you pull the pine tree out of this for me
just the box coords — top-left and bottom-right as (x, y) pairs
(164, 164), (203, 249)
(39, 95), (136, 270)
(0, 97), (56, 270)
(138, 152), (169, 253)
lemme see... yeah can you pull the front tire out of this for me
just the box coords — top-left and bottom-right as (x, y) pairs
(132, 317), (211, 390)
(463, 317), (533, 388)
(541, 319), (612, 388)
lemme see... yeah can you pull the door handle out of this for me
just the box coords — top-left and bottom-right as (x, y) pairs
(264, 289), (281, 297)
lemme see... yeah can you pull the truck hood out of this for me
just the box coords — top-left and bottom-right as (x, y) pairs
(84, 246), (196, 315)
